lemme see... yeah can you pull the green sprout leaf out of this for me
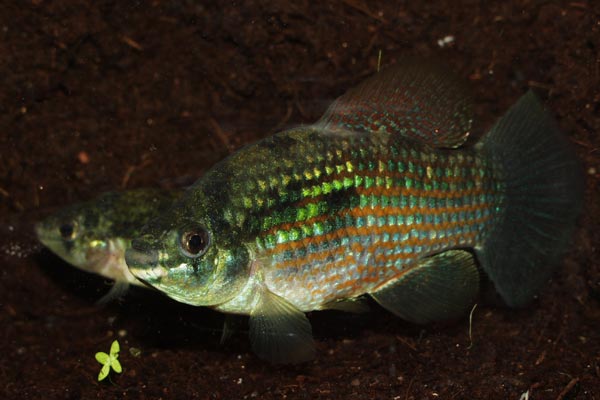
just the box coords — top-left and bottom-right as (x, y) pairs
(110, 340), (120, 356)
(98, 362), (111, 381)
(95, 340), (123, 381)
(111, 358), (122, 374)
(95, 352), (109, 364)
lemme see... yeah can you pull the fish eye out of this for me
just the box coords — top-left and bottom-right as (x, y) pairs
(59, 221), (78, 241)
(179, 227), (210, 259)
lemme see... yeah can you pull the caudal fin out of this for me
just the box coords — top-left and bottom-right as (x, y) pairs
(477, 91), (583, 307)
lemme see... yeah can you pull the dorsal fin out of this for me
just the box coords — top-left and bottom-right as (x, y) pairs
(318, 61), (473, 148)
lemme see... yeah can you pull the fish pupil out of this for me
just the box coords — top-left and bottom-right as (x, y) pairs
(188, 234), (204, 253)
(180, 228), (210, 258)
(59, 223), (75, 240)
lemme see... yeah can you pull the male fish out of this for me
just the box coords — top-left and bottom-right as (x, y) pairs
(36, 188), (179, 302)
(126, 63), (582, 363)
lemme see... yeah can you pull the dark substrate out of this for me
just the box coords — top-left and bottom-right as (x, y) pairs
(1, 1), (599, 399)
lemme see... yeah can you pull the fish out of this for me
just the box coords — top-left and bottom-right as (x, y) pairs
(125, 62), (583, 363)
(36, 188), (180, 303)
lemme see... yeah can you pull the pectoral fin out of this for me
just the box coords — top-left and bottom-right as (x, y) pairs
(96, 281), (130, 305)
(370, 250), (479, 324)
(249, 287), (315, 364)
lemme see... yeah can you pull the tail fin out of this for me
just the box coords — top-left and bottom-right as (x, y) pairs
(477, 91), (583, 307)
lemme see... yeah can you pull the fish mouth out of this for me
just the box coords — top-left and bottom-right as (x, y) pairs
(125, 242), (165, 286)
(34, 226), (76, 264)
(34, 223), (52, 247)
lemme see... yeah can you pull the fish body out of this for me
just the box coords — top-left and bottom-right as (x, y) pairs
(36, 188), (179, 302)
(199, 128), (501, 314)
(126, 63), (582, 363)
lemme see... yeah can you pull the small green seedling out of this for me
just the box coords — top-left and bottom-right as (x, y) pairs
(95, 340), (122, 381)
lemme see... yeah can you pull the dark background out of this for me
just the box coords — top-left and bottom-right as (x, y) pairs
(1, 1), (598, 398)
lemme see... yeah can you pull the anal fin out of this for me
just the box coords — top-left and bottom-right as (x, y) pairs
(370, 250), (479, 324)
(249, 287), (315, 364)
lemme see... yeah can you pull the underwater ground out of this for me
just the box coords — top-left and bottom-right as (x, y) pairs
(1, 1), (599, 399)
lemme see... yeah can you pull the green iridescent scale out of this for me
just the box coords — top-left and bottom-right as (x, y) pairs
(211, 128), (504, 309)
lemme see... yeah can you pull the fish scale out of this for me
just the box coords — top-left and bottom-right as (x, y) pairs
(226, 129), (504, 310)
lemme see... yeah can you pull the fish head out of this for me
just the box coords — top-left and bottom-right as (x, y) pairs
(35, 202), (115, 273)
(125, 193), (250, 307)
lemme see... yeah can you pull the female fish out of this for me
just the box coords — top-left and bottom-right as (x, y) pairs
(36, 188), (179, 302)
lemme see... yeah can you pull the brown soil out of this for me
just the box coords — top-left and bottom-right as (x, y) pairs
(1, 1), (599, 399)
